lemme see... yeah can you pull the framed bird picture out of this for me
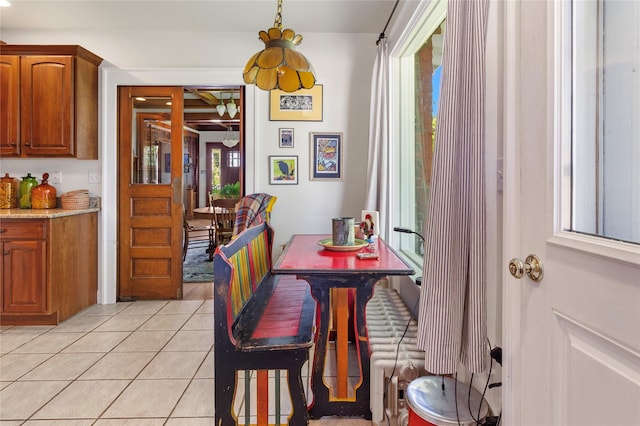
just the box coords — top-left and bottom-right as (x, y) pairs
(310, 132), (342, 181)
(269, 155), (298, 185)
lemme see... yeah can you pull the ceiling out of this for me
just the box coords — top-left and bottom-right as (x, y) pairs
(1, 0), (408, 132)
(0, 0), (408, 33)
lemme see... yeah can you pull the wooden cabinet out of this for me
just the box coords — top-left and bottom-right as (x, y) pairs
(0, 213), (98, 325)
(0, 45), (103, 159)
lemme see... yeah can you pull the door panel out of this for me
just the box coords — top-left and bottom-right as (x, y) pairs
(503, 1), (640, 424)
(118, 86), (184, 300)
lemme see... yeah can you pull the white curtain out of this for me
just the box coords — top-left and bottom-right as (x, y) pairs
(364, 38), (392, 240)
(416, 0), (490, 374)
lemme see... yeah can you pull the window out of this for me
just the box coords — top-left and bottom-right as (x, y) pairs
(394, 1), (447, 264)
(227, 151), (240, 168)
(569, 0), (640, 244)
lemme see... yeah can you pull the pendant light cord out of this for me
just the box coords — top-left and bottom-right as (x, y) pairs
(376, 0), (401, 45)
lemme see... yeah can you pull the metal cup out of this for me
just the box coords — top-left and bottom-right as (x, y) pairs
(332, 217), (355, 246)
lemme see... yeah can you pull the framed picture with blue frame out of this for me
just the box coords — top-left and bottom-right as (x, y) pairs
(310, 132), (342, 181)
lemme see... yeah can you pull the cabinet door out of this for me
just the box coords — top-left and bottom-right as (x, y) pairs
(0, 55), (20, 156)
(2, 240), (47, 313)
(20, 55), (75, 157)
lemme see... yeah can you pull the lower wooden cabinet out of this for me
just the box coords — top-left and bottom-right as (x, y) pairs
(0, 212), (97, 325)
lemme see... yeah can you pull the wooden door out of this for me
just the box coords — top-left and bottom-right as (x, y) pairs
(118, 86), (184, 300)
(502, 1), (640, 424)
(0, 55), (20, 156)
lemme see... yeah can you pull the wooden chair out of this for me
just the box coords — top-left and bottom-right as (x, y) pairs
(212, 198), (239, 247)
(183, 209), (215, 261)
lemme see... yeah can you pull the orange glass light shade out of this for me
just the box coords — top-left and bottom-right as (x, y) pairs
(243, 27), (316, 93)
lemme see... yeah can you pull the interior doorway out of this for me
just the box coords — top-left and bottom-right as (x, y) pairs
(117, 85), (245, 301)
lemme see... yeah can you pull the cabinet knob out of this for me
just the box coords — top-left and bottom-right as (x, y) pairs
(0, 228), (6, 233)
(24, 142), (31, 146)
(3, 251), (8, 255)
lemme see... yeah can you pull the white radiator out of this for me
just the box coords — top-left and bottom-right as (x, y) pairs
(367, 287), (426, 426)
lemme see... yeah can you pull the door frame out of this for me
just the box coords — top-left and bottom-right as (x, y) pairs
(100, 68), (256, 304)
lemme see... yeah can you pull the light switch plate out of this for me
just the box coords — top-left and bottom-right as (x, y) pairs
(50, 171), (62, 184)
(88, 171), (101, 184)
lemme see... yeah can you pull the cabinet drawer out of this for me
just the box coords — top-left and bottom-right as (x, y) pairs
(0, 220), (46, 240)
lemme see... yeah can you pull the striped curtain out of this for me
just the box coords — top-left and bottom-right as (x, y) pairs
(416, 0), (490, 374)
(364, 38), (392, 240)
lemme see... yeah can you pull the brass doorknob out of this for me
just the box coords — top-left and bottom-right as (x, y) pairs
(508, 254), (544, 282)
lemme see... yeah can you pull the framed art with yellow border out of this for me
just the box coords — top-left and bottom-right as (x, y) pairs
(269, 85), (323, 121)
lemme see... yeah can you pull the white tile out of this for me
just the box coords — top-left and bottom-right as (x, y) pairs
(102, 379), (190, 418)
(79, 352), (156, 380)
(163, 330), (213, 352)
(0, 333), (41, 354)
(171, 378), (214, 417)
(0, 353), (52, 381)
(157, 300), (204, 315)
(195, 350), (214, 379)
(181, 314), (214, 331)
(94, 314), (152, 332)
(21, 352), (104, 380)
(138, 351), (207, 379)
(32, 380), (130, 419)
(113, 330), (176, 352)
(137, 314), (190, 331)
(52, 315), (111, 333)
(119, 301), (168, 315)
(23, 420), (94, 425)
(0, 380), (69, 421)
(2, 326), (55, 334)
(196, 300), (214, 314)
(93, 419), (166, 426)
(11, 332), (84, 354)
(62, 332), (130, 353)
(165, 417), (215, 425)
(78, 302), (132, 316)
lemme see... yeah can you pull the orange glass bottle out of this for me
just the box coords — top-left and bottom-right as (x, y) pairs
(31, 173), (58, 209)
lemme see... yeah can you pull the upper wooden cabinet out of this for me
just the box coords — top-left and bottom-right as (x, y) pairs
(0, 45), (103, 159)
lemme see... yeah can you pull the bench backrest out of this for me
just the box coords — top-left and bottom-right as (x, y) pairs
(213, 221), (274, 347)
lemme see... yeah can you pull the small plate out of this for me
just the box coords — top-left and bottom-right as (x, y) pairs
(318, 238), (369, 252)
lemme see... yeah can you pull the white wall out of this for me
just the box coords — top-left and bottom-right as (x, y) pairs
(0, 29), (378, 303)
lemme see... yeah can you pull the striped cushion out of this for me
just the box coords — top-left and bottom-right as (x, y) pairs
(228, 229), (271, 319)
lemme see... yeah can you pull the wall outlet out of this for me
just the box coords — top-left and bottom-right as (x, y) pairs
(50, 171), (62, 184)
(88, 171), (101, 184)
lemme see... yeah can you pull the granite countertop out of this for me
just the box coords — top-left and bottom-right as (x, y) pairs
(0, 208), (100, 219)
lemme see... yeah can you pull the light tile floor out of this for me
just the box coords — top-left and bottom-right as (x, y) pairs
(0, 285), (371, 425)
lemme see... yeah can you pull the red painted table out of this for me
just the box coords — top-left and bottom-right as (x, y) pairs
(273, 234), (414, 419)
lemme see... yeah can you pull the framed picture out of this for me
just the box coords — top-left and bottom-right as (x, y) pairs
(310, 132), (342, 181)
(279, 128), (294, 148)
(269, 155), (298, 185)
(269, 85), (323, 121)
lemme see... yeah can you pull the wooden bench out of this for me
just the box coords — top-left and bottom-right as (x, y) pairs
(213, 221), (316, 426)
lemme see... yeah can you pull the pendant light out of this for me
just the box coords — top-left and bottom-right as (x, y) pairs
(243, 0), (316, 93)
(216, 95), (226, 116)
(226, 97), (238, 119)
(222, 127), (239, 148)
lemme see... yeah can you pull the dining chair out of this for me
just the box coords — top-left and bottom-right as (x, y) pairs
(183, 209), (216, 261)
(212, 198), (239, 247)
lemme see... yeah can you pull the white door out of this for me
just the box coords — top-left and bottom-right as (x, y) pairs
(503, 1), (640, 425)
